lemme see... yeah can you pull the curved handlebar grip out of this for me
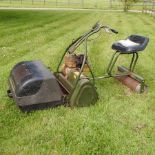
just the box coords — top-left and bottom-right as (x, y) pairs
(110, 29), (118, 34)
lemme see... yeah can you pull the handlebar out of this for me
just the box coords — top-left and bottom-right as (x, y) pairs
(101, 25), (118, 34)
(92, 22), (100, 30)
(92, 22), (118, 34)
(67, 22), (118, 54)
(110, 28), (118, 34)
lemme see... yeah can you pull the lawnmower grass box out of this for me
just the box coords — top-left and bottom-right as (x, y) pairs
(7, 61), (64, 111)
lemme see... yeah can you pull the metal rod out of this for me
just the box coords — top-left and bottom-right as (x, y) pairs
(81, 72), (129, 81)
(68, 39), (88, 102)
(90, 75), (110, 80)
(56, 24), (103, 73)
(86, 60), (95, 85)
(108, 52), (121, 74)
(131, 52), (139, 71)
(56, 49), (68, 73)
(67, 25), (102, 54)
(129, 53), (135, 70)
(140, 80), (145, 93)
(106, 52), (117, 74)
(107, 52), (120, 75)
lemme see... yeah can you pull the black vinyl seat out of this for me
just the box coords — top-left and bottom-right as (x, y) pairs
(112, 35), (149, 54)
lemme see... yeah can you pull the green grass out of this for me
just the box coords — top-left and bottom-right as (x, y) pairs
(0, 10), (155, 155)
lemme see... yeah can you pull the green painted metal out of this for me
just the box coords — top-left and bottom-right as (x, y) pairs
(69, 78), (98, 107)
(118, 66), (144, 82)
(106, 51), (121, 76)
(56, 73), (73, 93)
(105, 52), (140, 79)
(130, 52), (139, 72)
(129, 53), (135, 71)
(56, 72), (98, 106)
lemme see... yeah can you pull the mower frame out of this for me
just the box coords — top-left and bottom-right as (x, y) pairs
(56, 22), (146, 96)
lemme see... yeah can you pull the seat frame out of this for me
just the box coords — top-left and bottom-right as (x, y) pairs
(105, 50), (146, 93)
(106, 51), (139, 76)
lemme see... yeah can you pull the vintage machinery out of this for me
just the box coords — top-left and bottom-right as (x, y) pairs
(7, 22), (149, 112)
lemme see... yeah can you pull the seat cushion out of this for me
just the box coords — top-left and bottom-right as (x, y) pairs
(112, 35), (149, 54)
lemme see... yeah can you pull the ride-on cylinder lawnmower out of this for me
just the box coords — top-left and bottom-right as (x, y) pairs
(7, 22), (149, 112)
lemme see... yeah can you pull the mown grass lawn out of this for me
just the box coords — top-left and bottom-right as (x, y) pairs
(0, 10), (155, 155)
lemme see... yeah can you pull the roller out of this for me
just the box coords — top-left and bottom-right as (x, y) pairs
(116, 66), (147, 93)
